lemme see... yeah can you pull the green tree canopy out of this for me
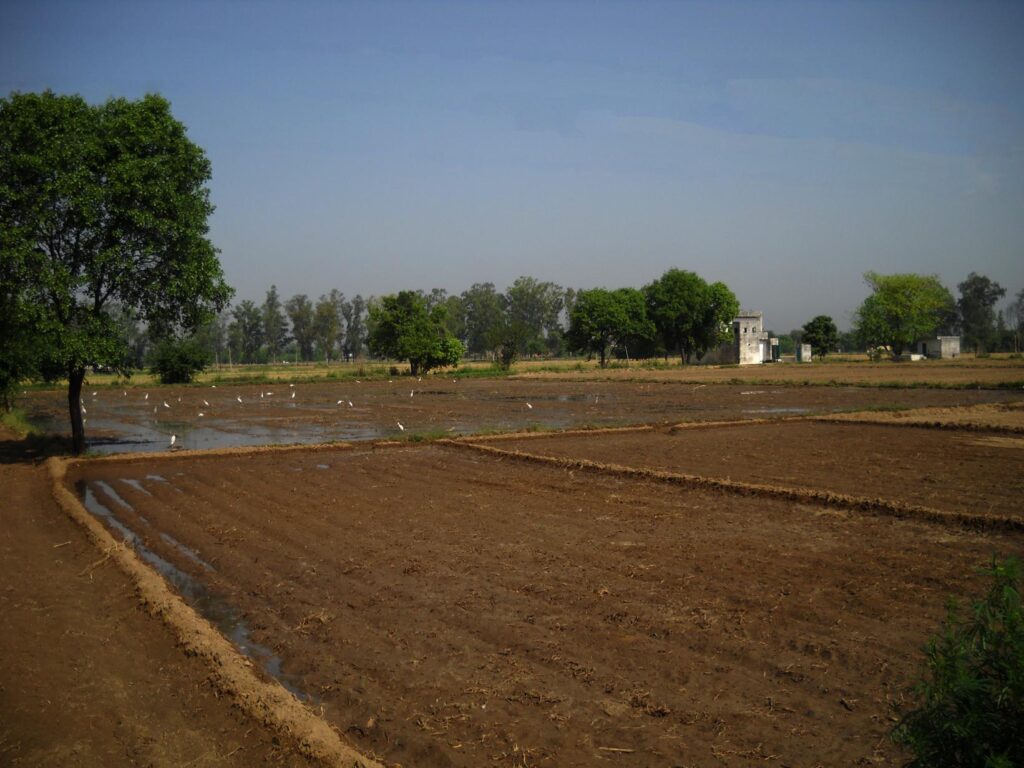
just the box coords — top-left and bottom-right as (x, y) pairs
(367, 290), (464, 376)
(854, 272), (955, 358)
(801, 315), (839, 359)
(643, 269), (739, 363)
(957, 272), (1006, 354)
(0, 91), (231, 452)
(567, 287), (653, 367)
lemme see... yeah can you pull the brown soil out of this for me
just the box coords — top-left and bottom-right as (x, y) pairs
(494, 419), (1024, 520)
(0, 439), (324, 767)
(821, 401), (1024, 431)
(515, 357), (1024, 386)
(66, 441), (1024, 767)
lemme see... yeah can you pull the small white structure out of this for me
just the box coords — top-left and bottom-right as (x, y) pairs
(796, 343), (813, 363)
(916, 336), (960, 359)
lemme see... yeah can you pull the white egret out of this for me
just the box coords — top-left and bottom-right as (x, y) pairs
(396, 421), (404, 431)
(144, 393), (149, 401)
(170, 434), (176, 448)
(348, 400), (353, 407)
(203, 399), (209, 407)
(236, 395), (243, 403)
(163, 401), (171, 409)
(337, 400), (343, 405)
(291, 391), (295, 399)
(410, 390), (414, 398)
(526, 402), (533, 409)
(198, 412), (205, 417)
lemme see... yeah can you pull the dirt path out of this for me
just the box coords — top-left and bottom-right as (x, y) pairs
(0, 437), (322, 767)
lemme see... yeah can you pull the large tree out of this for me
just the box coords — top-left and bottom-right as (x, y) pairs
(567, 287), (653, 367)
(0, 91), (231, 452)
(801, 315), (839, 359)
(854, 272), (954, 358)
(957, 272), (1006, 354)
(644, 269), (738, 363)
(367, 290), (463, 376)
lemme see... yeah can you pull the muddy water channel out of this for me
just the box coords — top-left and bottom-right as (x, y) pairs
(25, 377), (1018, 455)
(75, 474), (313, 700)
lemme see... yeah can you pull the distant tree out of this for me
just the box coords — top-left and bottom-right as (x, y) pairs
(367, 290), (464, 376)
(644, 269), (739, 363)
(957, 273), (1006, 354)
(837, 330), (860, 354)
(229, 300), (264, 363)
(505, 276), (564, 356)
(442, 293), (466, 342)
(567, 287), (653, 367)
(340, 294), (367, 359)
(461, 282), (507, 358)
(285, 294), (315, 361)
(262, 285), (288, 362)
(801, 315), (839, 359)
(192, 309), (229, 366)
(854, 272), (955, 358)
(149, 336), (210, 384)
(313, 294), (341, 362)
(1008, 289), (1024, 354)
(0, 91), (231, 452)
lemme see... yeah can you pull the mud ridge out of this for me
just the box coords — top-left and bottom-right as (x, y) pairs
(442, 440), (1024, 532)
(809, 415), (1024, 434)
(455, 423), (655, 443)
(46, 456), (384, 768)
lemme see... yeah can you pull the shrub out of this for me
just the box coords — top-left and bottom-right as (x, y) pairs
(150, 338), (210, 384)
(892, 557), (1023, 767)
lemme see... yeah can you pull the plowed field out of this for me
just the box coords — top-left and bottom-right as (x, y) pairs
(66, 437), (1024, 767)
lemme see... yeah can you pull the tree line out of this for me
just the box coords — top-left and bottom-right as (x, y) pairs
(117, 269), (741, 375)
(791, 271), (1024, 360)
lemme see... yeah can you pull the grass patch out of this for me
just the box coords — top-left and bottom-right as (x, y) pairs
(1, 407), (40, 437)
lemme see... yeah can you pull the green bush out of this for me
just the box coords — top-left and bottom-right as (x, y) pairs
(150, 338), (210, 384)
(892, 557), (1023, 767)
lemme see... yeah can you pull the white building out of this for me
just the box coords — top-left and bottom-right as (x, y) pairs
(732, 311), (774, 365)
(916, 336), (961, 359)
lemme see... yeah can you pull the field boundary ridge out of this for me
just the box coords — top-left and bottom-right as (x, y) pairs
(441, 440), (1024, 532)
(46, 455), (384, 768)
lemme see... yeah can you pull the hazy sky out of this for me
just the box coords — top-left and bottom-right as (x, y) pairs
(3, 1), (1022, 331)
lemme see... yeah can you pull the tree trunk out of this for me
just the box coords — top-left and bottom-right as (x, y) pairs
(599, 346), (607, 368)
(68, 366), (86, 455)
(410, 360), (420, 377)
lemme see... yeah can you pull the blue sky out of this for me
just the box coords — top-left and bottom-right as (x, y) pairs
(3, 0), (1022, 331)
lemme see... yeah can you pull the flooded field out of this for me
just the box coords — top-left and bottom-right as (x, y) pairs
(23, 377), (1020, 454)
